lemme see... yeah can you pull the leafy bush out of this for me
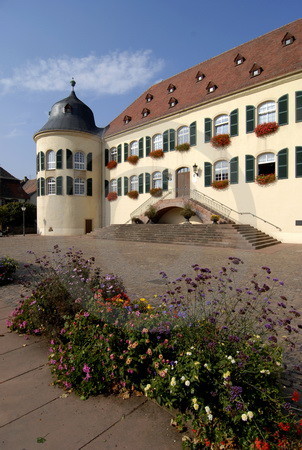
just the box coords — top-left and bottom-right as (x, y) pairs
(0, 257), (18, 285)
(0, 202), (36, 229)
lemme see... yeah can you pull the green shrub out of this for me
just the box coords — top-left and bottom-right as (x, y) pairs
(0, 257), (18, 284)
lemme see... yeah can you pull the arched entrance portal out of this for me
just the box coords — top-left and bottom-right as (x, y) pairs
(176, 167), (190, 197)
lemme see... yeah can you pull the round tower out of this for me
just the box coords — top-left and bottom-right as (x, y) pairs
(33, 80), (103, 235)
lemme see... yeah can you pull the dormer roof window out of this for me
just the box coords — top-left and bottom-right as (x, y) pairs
(206, 82), (217, 93)
(169, 97), (178, 108)
(234, 53), (245, 65)
(249, 63), (263, 78)
(145, 93), (153, 102)
(123, 115), (131, 124)
(142, 108), (150, 118)
(64, 104), (72, 114)
(196, 71), (205, 81)
(282, 32), (295, 46)
(167, 83), (176, 93)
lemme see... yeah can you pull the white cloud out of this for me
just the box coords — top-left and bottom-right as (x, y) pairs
(0, 51), (164, 95)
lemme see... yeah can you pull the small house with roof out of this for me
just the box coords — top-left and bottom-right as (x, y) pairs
(0, 168), (29, 206)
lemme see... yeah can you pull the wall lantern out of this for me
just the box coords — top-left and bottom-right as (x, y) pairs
(193, 163), (199, 176)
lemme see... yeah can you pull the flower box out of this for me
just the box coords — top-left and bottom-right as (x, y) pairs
(106, 160), (117, 170)
(210, 134), (231, 148)
(149, 149), (164, 159)
(106, 191), (118, 201)
(127, 155), (139, 165)
(255, 173), (276, 185)
(175, 143), (190, 151)
(127, 190), (139, 199)
(149, 187), (163, 197)
(211, 214), (220, 223)
(211, 179), (229, 190)
(254, 122), (279, 137)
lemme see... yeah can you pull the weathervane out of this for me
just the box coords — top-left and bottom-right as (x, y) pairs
(70, 78), (76, 91)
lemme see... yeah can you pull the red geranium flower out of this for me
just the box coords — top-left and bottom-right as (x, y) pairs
(291, 390), (300, 402)
(278, 422), (290, 431)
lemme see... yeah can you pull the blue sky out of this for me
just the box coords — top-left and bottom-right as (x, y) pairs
(0, 0), (301, 180)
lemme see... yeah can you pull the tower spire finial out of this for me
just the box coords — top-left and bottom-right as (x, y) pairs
(70, 78), (76, 91)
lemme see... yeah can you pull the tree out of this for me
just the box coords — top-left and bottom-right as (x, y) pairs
(0, 202), (36, 230)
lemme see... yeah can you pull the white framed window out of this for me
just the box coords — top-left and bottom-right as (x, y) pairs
(152, 171), (162, 188)
(214, 115), (229, 135)
(74, 178), (85, 195)
(130, 141), (138, 156)
(257, 153), (275, 175)
(46, 150), (55, 170)
(74, 152), (85, 170)
(110, 179), (117, 192)
(177, 126), (189, 145)
(214, 161), (229, 181)
(152, 134), (163, 150)
(110, 147), (117, 161)
(47, 177), (56, 195)
(258, 101), (276, 124)
(130, 175), (138, 191)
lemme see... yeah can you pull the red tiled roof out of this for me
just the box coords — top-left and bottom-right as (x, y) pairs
(105, 19), (302, 137)
(22, 179), (37, 196)
(0, 167), (17, 180)
(0, 179), (29, 201)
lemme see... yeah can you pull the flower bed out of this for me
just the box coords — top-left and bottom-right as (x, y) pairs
(254, 122), (279, 137)
(175, 143), (190, 151)
(149, 187), (163, 197)
(211, 179), (229, 190)
(127, 155), (139, 165)
(0, 256), (18, 285)
(127, 190), (139, 199)
(256, 173), (276, 185)
(106, 191), (118, 201)
(149, 149), (164, 159)
(106, 160), (117, 170)
(210, 134), (231, 148)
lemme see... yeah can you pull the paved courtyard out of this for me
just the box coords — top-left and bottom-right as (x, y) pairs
(1, 235), (302, 449)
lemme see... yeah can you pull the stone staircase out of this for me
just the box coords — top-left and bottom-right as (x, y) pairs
(89, 223), (281, 250)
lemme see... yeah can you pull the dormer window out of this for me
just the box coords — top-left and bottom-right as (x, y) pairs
(234, 53), (245, 65)
(142, 108), (150, 118)
(282, 32), (295, 46)
(169, 97), (178, 108)
(145, 93), (153, 102)
(206, 82), (217, 93)
(123, 115), (131, 124)
(167, 83), (176, 93)
(64, 104), (72, 114)
(196, 71), (205, 81)
(249, 64), (263, 78)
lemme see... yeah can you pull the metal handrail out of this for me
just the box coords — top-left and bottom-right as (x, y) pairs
(125, 189), (172, 223)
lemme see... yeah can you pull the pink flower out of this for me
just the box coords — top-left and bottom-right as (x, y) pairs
(83, 363), (91, 374)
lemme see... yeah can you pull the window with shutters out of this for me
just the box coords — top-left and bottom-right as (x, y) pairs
(110, 179), (117, 192)
(130, 175), (138, 191)
(47, 177), (56, 195)
(152, 171), (162, 188)
(46, 150), (55, 170)
(258, 153), (275, 176)
(152, 134), (163, 150)
(110, 147), (117, 161)
(258, 102), (276, 124)
(278, 149), (288, 180)
(214, 161), (228, 181)
(74, 178), (85, 195)
(296, 147), (302, 178)
(177, 126), (189, 145)
(130, 141), (138, 156)
(74, 152), (85, 170)
(214, 115), (229, 135)
(296, 92), (302, 122)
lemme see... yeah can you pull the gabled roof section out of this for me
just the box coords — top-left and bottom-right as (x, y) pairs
(0, 167), (17, 180)
(105, 19), (302, 137)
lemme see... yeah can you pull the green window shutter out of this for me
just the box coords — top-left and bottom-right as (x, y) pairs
(139, 173), (144, 193)
(117, 177), (122, 196)
(87, 153), (92, 171)
(56, 149), (63, 169)
(66, 149), (73, 169)
(41, 178), (45, 196)
(124, 143), (129, 161)
(204, 162), (212, 187)
(40, 152), (45, 170)
(296, 91), (302, 122)
(117, 144), (122, 163)
(145, 173), (150, 193)
(169, 129), (175, 151)
(278, 95), (288, 126)
(230, 157), (239, 184)
(278, 148), (288, 179)
(190, 121), (197, 146)
(246, 106), (255, 133)
(204, 118), (212, 143)
(36, 153), (40, 172)
(245, 155), (255, 182)
(139, 138), (144, 158)
(162, 169), (169, 190)
(124, 176), (128, 195)
(37, 178), (40, 196)
(105, 180), (109, 197)
(87, 178), (92, 196)
(230, 109), (239, 137)
(105, 149), (109, 166)
(56, 176), (63, 195)
(67, 176), (73, 195)
(145, 136), (151, 156)
(296, 147), (302, 177)
(163, 130), (169, 152)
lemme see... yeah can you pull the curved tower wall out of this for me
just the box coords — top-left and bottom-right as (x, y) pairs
(35, 131), (102, 236)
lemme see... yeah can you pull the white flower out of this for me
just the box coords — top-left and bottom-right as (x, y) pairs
(223, 371), (231, 379)
(208, 414), (213, 421)
(204, 363), (211, 371)
(260, 369), (270, 374)
(144, 384), (151, 392)
(193, 403), (199, 410)
(181, 375), (185, 381)
(276, 361), (281, 366)
(241, 414), (248, 421)
(185, 380), (190, 386)
(192, 397), (198, 404)
(186, 352), (192, 356)
(205, 406), (211, 414)
(247, 411), (254, 420)
(170, 377), (176, 387)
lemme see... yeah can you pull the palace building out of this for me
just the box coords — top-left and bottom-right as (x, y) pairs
(34, 19), (302, 243)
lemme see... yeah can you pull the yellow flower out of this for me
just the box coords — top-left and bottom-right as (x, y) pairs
(140, 298), (147, 302)
(223, 371), (231, 379)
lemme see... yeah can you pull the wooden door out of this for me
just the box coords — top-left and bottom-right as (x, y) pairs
(176, 168), (190, 197)
(85, 219), (93, 234)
